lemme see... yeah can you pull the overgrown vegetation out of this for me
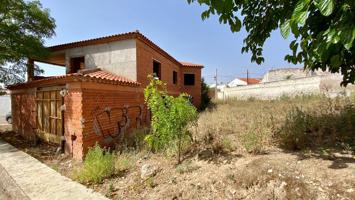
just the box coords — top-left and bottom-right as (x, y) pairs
(74, 144), (115, 183)
(144, 76), (197, 163)
(279, 99), (355, 150)
(192, 95), (354, 154)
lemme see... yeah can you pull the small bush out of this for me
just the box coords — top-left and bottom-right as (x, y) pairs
(222, 137), (235, 152)
(74, 144), (115, 183)
(199, 78), (212, 111)
(144, 76), (197, 163)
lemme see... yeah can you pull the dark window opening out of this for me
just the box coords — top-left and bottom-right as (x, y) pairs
(184, 74), (195, 86)
(173, 71), (177, 84)
(153, 60), (161, 79)
(70, 57), (85, 73)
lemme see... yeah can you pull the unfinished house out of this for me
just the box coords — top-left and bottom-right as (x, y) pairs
(8, 31), (203, 159)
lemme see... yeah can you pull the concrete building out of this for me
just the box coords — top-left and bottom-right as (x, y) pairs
(8, 31), (203, 159)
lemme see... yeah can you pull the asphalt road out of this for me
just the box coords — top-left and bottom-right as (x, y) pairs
(0, 95), (11, 125)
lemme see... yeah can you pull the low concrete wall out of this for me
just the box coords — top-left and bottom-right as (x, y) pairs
(0, 139), (108, 200)
(0, 164), (29, 200)
(219, 75), (354, 100)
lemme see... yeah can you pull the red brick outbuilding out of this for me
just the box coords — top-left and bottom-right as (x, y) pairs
(8, 31), (203, 159)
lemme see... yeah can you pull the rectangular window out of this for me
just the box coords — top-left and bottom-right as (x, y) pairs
(184, 73), (195, 86)
(173, 71), (177, 84)
(69, 57), (85, 73)
(153, 60), (161, 79)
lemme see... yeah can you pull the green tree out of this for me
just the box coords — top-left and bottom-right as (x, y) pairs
(199, 78), (212, 111)
(144, 76), (197, 163)
(187, 0), (355, 85)
(0, 0), (56, 85)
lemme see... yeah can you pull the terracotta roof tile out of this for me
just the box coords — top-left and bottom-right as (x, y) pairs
(239, 78), (261, 85)
(180, 62), (204, 68)
(7, 69), (140, 90)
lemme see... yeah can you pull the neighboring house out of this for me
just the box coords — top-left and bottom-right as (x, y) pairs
(7, 31), (203, 159)
(227, 77), (260, 87)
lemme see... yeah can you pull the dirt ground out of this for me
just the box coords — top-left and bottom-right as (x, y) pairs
(1, 130), (354, 200)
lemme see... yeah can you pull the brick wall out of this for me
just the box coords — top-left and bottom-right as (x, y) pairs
(64, 87), (84, 160)
(78, 83), (148, 157)
(136, 40), (181, 95)
(11, 90), (36, 141)
(181, 67), (202, 107)
(136, 39), (201, 107)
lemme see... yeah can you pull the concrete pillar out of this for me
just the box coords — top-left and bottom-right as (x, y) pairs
(27, 59), (34, 82)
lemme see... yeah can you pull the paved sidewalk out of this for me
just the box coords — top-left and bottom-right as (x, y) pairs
(0, 139), (109, 200)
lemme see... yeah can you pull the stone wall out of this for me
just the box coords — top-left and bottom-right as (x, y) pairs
(261, 68), (310, 83)
(219, 75), (354, 100)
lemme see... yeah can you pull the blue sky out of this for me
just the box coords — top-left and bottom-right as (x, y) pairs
(39, 0), (300, 84)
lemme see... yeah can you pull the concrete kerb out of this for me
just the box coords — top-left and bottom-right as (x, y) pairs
(0, 139), (108, 200)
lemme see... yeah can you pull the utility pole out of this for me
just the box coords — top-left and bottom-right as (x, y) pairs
(247, 69), (249, 85)
(214, 68), (218, 99)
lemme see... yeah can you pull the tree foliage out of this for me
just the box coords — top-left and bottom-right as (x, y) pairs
(199, 78), (212, 111)
(144, 76), (197, 162)
(187, 0), (355, 85)
(0, 0), (56, 85)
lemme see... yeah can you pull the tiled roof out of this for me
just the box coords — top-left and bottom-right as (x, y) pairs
(180, 62), (204, 68)
(239, 78), (261, 85)
(7, 69), (140, 90)
(48, 32), (139, 51)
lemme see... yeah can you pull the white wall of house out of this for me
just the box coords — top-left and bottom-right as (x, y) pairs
(227, 78), (248, 87)
(63, 39), (137, 81)
(219, 74), (354, 100)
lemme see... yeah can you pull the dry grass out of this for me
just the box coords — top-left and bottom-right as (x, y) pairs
(191, 95), (355, 154)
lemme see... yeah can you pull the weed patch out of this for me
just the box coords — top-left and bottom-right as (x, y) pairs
(279, 101), (355, 150)
(115, 153), (135, 172)
(74, 144), (115, 183)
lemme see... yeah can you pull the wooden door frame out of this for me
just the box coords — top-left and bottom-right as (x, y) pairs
(35, 86), (65, 144)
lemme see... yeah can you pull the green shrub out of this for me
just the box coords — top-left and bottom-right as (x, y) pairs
(199, 78), (212, 111)
(144, 75), (197, 163)
(279, 102), (355, 150)
(74, 144), (115, 183)
(222, 137), (235, 152)
(242, 130), (263, 153)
